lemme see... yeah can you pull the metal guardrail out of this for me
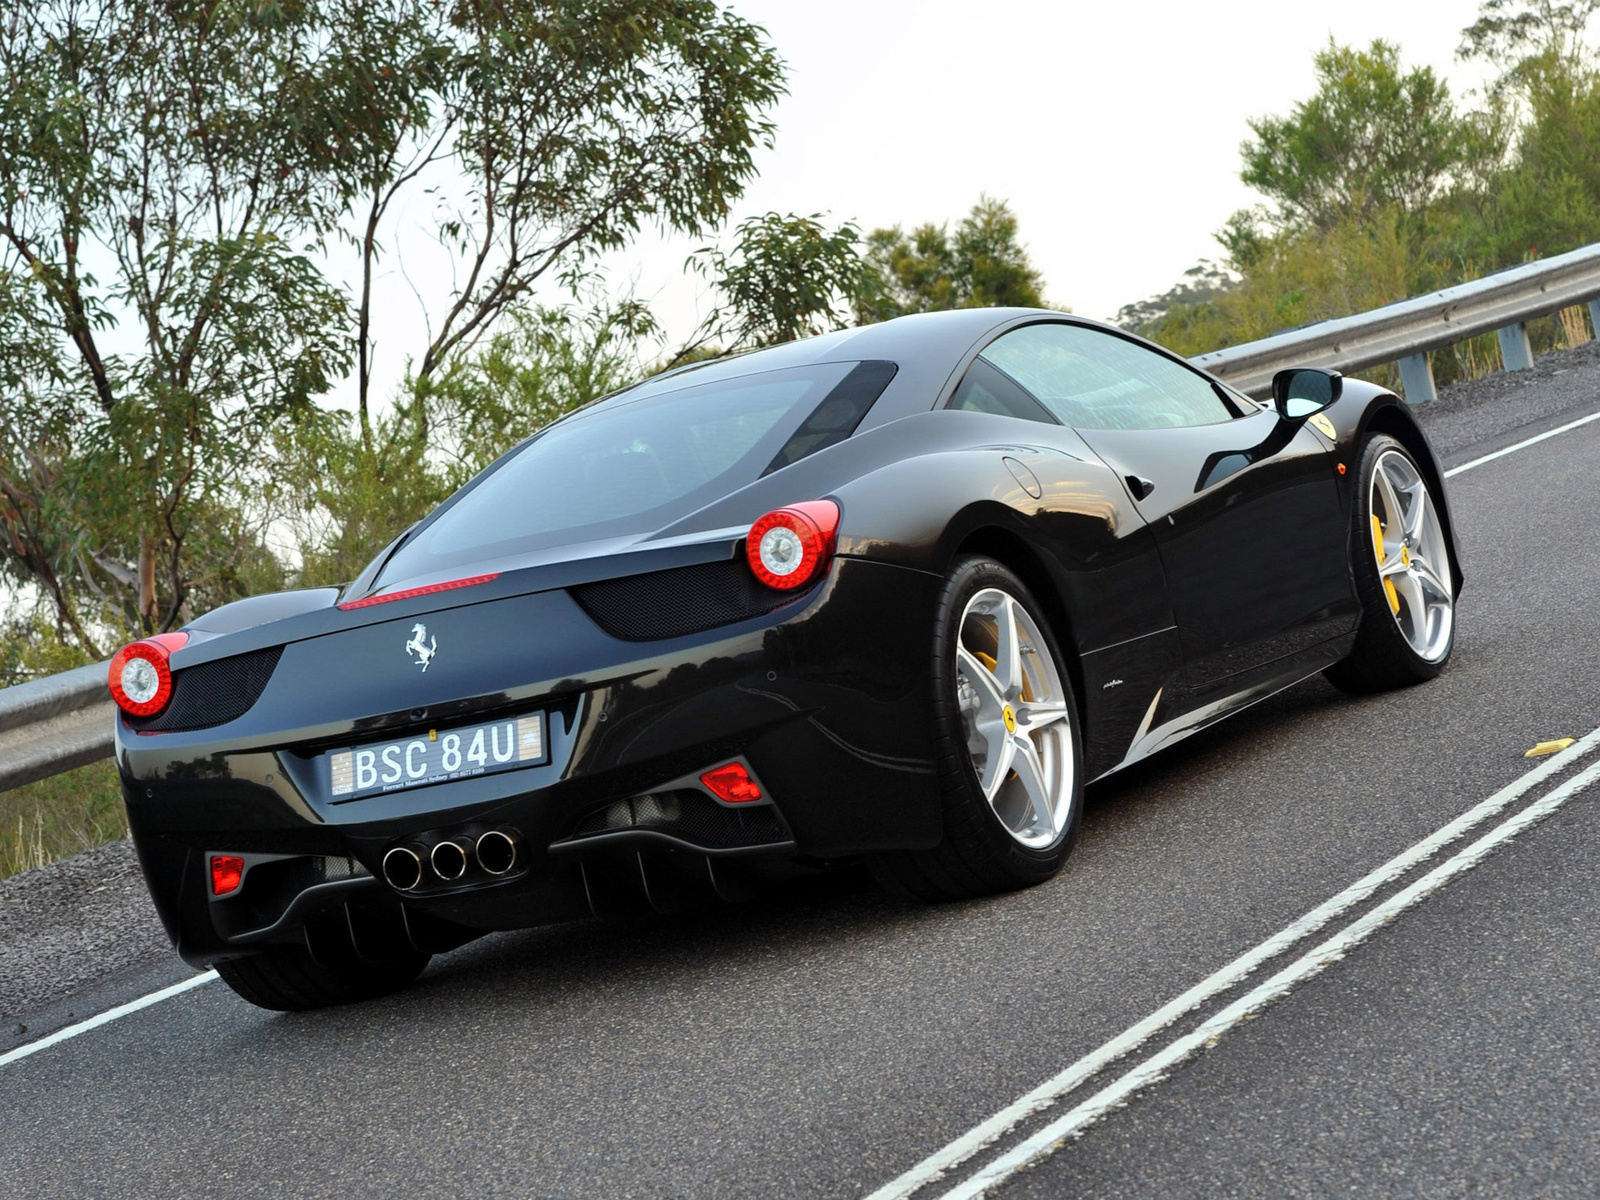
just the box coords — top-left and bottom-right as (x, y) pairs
(3, 242), (1600, 794)
(0, 661), (114, 793)
(1190, 242), (1600, 401)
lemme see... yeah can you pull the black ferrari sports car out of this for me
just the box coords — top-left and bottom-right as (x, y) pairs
(111, 308), (1462, 1010)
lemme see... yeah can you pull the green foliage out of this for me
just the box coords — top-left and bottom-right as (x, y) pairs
(1134, 210), (1420, 391)
(1240, 40), (1490, 231)
(1462, 48), (1600, 262)
(0, 758), (125, 882)
(0, 0), (374, 650)
(0, 0), (786, 654)
(420, 303), (657, 482)
(686, 213), (871, 354)
(1129, 7), (1600, 397)
(1115, 262), (1237, 332)
(857, 197), (1049, 322)
(272, 403), (448, 592)
(1460, 0), (1600, 71)
(349, 0), (786, 429)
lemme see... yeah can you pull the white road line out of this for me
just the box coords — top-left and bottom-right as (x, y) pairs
(864, 727), (1600, 1200)
(942, 753), (1600, 1200)
(0, 971), (217, 1069)
(1443, 409), (1600, 478)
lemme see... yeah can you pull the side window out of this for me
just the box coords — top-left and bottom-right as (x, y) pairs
(948, 357), (1060, 424)
(976, 323), (1236, 430)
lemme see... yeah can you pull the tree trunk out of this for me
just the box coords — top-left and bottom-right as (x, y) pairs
(138, 533), (159, 631)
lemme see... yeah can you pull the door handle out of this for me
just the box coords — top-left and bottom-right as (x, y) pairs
(1126, 475), (1155, 501)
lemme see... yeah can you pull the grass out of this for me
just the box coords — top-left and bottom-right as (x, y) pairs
(0, 757), (127, 883)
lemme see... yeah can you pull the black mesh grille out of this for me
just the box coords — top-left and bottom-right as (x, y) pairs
(571, 789), (789, 849)
(571, 558), (806, 641)
(131, 646), (283, 733)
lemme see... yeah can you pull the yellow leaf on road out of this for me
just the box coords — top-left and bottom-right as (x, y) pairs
(1524, 738), (1576, 758)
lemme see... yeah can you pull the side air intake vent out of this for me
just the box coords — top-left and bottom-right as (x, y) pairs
(571, 558), (811, 642)
(129, 646), (284, 733)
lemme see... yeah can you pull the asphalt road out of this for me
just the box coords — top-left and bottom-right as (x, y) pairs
(3, 348), (1599, 1199)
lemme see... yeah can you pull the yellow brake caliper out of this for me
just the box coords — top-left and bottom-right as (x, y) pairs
(1373, 514), (1401, 615)
(974, 648), (1035, 701)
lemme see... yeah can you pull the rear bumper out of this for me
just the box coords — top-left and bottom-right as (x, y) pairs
(119, 556), (943, 966)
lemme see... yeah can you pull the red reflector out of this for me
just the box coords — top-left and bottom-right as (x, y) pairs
(699, 762), (762, 804)
(337, 573), (499, 610)
(210, 855), (245, 897)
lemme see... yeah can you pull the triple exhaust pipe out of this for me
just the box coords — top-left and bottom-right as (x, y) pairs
(382, 829), (521, 891)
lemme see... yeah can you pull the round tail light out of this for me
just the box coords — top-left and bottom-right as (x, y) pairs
(107, 632), (189, 717)
(745, 500), (840, 591)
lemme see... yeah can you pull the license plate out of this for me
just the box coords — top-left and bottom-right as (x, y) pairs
(327, 712), (546, 801)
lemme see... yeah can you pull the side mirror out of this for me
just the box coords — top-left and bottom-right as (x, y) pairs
(1271, 368), (1342, 421)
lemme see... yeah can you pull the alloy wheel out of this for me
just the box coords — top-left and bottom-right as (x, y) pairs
(953, 588), (1075, 849)
(1370, 449), (1453, 662)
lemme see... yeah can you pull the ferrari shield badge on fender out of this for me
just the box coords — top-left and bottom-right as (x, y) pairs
(405, 623), (438, 672)
(1309, 413), (1337, 439)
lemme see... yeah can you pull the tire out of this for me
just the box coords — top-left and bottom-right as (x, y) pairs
(1325, 434), (1456, 695)
(215, 941), (430, 1012)
(872, 556), (1085, 901)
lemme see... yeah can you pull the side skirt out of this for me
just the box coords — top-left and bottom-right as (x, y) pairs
(1089, 635), (1354, 783)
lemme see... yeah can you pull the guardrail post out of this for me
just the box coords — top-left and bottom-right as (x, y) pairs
(1396, 353), (1437, 405)
(1588, 299), (1600, 341)
(1496, 322), (1535, 371)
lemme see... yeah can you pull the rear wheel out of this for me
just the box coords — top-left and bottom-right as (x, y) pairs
(216, 941), (430, 1012)
(1325, 435), (1456, 694)
(872, 556), (1084, 901)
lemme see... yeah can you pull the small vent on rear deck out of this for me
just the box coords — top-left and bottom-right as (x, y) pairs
(130, 646), (284, 733)
(570, 558), (808, 641)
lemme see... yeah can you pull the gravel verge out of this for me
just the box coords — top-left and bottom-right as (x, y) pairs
(1408, 338), (1600, 462)
(0, 838), (181, 1046)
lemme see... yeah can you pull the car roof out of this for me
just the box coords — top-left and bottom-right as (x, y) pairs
(641, 308), (1125, 433)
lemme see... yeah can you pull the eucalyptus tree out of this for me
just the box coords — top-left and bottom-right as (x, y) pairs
(1239, 40), (1487, 234)
(0, 0), (784, 652)
(855, 197), (1048, 323)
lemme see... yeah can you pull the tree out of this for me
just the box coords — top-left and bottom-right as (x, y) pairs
(1240, 40), (1486, 232)
(676, 212), (870, 359)
(856, 196), (1049, 322)
(0, 0), (362, 649)
(1456, 1), (1600, 263)
(1460, 0), (1599, 73)
(1114, 261), (1237, 331)
(0, 0), (785, 651)
(343, 0), (785, 444)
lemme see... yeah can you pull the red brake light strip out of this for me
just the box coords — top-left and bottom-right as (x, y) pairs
(338, 573), (499, 611)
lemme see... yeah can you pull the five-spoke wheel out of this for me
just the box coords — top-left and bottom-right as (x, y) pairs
(871, 556), (1084, 901)
(1368, 448), (1454, 662)
(1327, 434), (1457, 693)
(954, 588), (1076, 849)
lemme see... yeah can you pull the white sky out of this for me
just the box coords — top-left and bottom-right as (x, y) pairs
(354, 0), (1500, 404)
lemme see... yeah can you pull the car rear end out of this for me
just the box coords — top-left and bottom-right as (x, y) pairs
(113, 353), (944, 971)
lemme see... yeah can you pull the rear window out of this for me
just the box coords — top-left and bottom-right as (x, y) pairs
(375, 359), (895, 585)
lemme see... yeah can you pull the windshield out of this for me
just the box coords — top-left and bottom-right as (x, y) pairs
(374, 359), (895, 587)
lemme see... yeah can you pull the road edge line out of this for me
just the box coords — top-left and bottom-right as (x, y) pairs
(1443, 409), (1600, 478)
(941, 755), (1600, 1200)
(863, 728), (1600, 1200)
(0, 971), (217, 1069)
